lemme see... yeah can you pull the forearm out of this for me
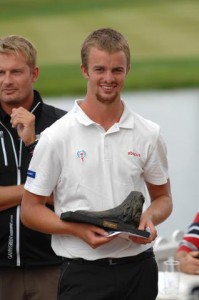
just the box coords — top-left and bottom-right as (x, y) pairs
(21, 190), (77, 235)
(144, 194), (172, 226)
(21, 190), (112, 249)
(0, 185), (24, 211)
(145, 180), (173, 226)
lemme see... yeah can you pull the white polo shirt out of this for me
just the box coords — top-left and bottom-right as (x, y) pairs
(25, 100), (169, 260)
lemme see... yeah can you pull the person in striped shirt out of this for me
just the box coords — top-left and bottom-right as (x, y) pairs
(175, 212), (199, 274)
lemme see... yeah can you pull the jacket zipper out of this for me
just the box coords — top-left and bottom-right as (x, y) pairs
(8, 131), (21, 266)
(0, 121), (21, 266)
(0, 130), (8, 166)
(16, 140), (23, 266)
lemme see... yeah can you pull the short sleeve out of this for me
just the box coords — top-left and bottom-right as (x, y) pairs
(143, 131), (169, 185)
(25, 134), (61, 196)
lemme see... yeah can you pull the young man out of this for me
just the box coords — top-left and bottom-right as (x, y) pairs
(175, 211), (199, 275)
(0, 35), (66, 300)
(21, 28), (173, 300)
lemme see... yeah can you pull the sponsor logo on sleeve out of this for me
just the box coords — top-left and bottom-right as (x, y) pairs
(27, 170), (36, 178)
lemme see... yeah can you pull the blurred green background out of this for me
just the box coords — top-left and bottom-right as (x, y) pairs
(1, 0), (199, 96)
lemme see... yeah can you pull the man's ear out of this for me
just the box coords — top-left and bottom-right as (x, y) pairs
(80, 64), (89, 80)
(126, 64), (131, 77)
(32, 66), (39, 83)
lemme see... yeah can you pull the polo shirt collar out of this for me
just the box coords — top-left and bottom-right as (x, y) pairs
(72, 99), (134, 129)
(119, 100), (134, 129)
(72, 100), (95, 126)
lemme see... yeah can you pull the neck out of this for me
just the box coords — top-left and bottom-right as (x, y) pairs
(80, 98), (124, 131)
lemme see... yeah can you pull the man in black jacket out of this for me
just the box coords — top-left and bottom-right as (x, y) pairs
(0, 35), (66, 300)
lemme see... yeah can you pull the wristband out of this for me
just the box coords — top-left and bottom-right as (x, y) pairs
(25, 139), (39, 155)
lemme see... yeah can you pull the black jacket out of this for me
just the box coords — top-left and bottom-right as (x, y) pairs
(0, 90), (66, 267)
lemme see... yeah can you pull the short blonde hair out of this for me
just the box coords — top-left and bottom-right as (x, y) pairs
(0, 35), (37, 70)
(81, 28), (131, 71)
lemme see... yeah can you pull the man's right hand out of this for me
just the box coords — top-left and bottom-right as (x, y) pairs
(10, 107), (36, 145)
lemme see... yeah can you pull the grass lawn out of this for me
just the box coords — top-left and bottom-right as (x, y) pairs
(0, 0), (199, 95)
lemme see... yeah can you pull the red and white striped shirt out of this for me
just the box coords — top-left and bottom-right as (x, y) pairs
(177, 211), (199, 252)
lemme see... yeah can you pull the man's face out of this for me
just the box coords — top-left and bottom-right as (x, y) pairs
(0, 52), (38, 110)
(81, 47), (129, 105)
